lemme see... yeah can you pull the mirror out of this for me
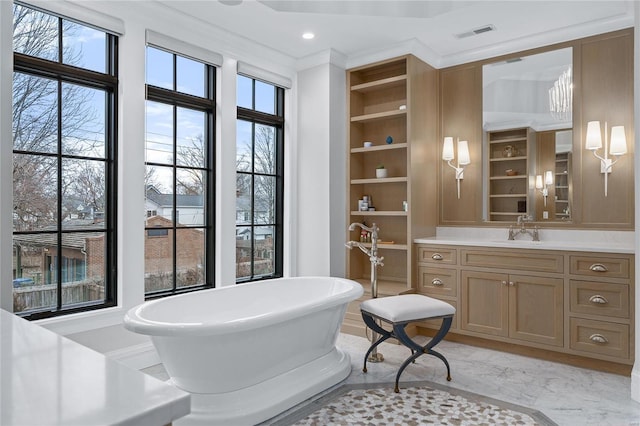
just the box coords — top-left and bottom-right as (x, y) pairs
(483, 47), (573, 223)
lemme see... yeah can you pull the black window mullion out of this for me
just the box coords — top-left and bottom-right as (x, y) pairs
(275, 124), (284, 277)
(250, 122), (256, 278)
(106, 76), (117, 305)
(252, 79), (256, 111)
(57, 17), (63, 64)
(56, 78), (63, 310)
(172, 104), (178, 293)
(172, 54), (177, 91)
(205, 90), (215, 286)
(14, 54), (118, 89)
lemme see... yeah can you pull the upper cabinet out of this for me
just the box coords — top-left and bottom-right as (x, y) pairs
(346, 55), (438, 296)
(439, 28), (634, 229)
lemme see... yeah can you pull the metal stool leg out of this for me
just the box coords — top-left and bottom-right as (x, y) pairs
(392, 316), (454, 392)
(361, 312), (392, 373)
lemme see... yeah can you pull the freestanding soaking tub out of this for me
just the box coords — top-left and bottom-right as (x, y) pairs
(124, 276), (363, 425)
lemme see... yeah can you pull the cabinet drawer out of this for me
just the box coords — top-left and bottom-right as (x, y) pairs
(570, 255), (630, 279)
(570, 317), (629, 359)
(418, 266), (457, 297)
(570, 280), (629, 319)
(461, 249), (563, 273)
(417, 246), (457, 265)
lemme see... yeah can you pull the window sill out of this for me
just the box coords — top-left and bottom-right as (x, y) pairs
(36, 306), (126, 336)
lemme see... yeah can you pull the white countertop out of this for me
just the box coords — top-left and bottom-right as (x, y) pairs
(414, 227), (635, 254)
(0, 309), (190, 426)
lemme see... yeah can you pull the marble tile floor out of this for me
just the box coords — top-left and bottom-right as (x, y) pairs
(141, 333), (640, 426)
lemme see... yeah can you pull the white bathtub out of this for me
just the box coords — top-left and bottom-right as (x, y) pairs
(124, 276), (363, 425)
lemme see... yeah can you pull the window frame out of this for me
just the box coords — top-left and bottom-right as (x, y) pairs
(236, 75), (285, 283)
(12, 5), (118, 320)
(144, 46), (216, 299)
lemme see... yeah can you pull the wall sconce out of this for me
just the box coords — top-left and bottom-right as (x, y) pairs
(535, 170), (553, 206)
(442, 137), (471, 199)
(585, 121), (627, 197)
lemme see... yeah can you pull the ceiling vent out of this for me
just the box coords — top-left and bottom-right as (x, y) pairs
(454, 24), (496, 39)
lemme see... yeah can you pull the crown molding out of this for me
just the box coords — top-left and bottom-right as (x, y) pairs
(296, 48), (348, 71)
(438, 13), (634, 68)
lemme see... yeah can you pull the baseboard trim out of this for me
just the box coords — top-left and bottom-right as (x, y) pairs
(106, 341), (160, 370)
(631, 367), (640, 402)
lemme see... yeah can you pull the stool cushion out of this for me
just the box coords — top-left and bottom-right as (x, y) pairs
(361, 294), (455, 323)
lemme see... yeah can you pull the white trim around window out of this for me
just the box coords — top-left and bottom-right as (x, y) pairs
(22, 0), (124, 35)
(146, 30), (223, 67)
(237, 61), (292, 89)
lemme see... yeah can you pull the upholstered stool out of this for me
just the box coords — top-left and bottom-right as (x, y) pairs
(360, 294), (456, 392)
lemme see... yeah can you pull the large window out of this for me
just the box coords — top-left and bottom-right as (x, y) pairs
(12, 4), (118, 318)
(236, 75), (284, 281)
(144, 46), (215, 297)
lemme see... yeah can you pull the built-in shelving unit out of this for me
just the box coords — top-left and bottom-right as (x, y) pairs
(487, 128), (533, 221)
(343, 55), (437, 336)
(554, 152), (571, 220)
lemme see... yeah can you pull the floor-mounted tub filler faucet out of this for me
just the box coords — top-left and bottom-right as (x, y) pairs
(346, 222), (385, 363)
(508, 214), (540, 241)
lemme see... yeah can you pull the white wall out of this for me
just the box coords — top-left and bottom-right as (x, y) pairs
(329, 60), (347, 277)
(296, 63), (332, 275)
(295, 54), (347, 277)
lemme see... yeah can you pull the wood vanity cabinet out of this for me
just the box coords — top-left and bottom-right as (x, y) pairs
(415, 246), (459, 330)
(459, 248), (564, 347)
(568, 253), (634, 361)
(415, 244), (635, 367)
(461, 270), (564, 347)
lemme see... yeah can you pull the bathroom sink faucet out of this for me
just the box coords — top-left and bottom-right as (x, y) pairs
(508, 214), (540, 241)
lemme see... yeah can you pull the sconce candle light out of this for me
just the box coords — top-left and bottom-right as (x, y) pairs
(535, 170), (553, 206)
(585, 121), (627, 197)
(442, 137), (471, 199)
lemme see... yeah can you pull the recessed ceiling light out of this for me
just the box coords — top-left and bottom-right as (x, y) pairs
(302, 32), (315, 40)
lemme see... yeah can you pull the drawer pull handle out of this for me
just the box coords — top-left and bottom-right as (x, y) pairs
(432, 278), (444, 286)
(431, 253), (444, 261)
(501, 280), (507, 286)
(589, 263), (608, 272)
(508, 281), (515, 287)
(589, 334), (609, 344)
(589, 295), (609, 305)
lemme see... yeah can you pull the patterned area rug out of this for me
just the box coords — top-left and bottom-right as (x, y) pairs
(270, 381), (557, 426)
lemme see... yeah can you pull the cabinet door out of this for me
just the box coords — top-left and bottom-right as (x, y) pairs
(509, 274), (563, 347)
(461, 270), (508, 337)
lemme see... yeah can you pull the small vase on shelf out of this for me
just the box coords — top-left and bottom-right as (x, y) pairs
(376, 165), (387, 178)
